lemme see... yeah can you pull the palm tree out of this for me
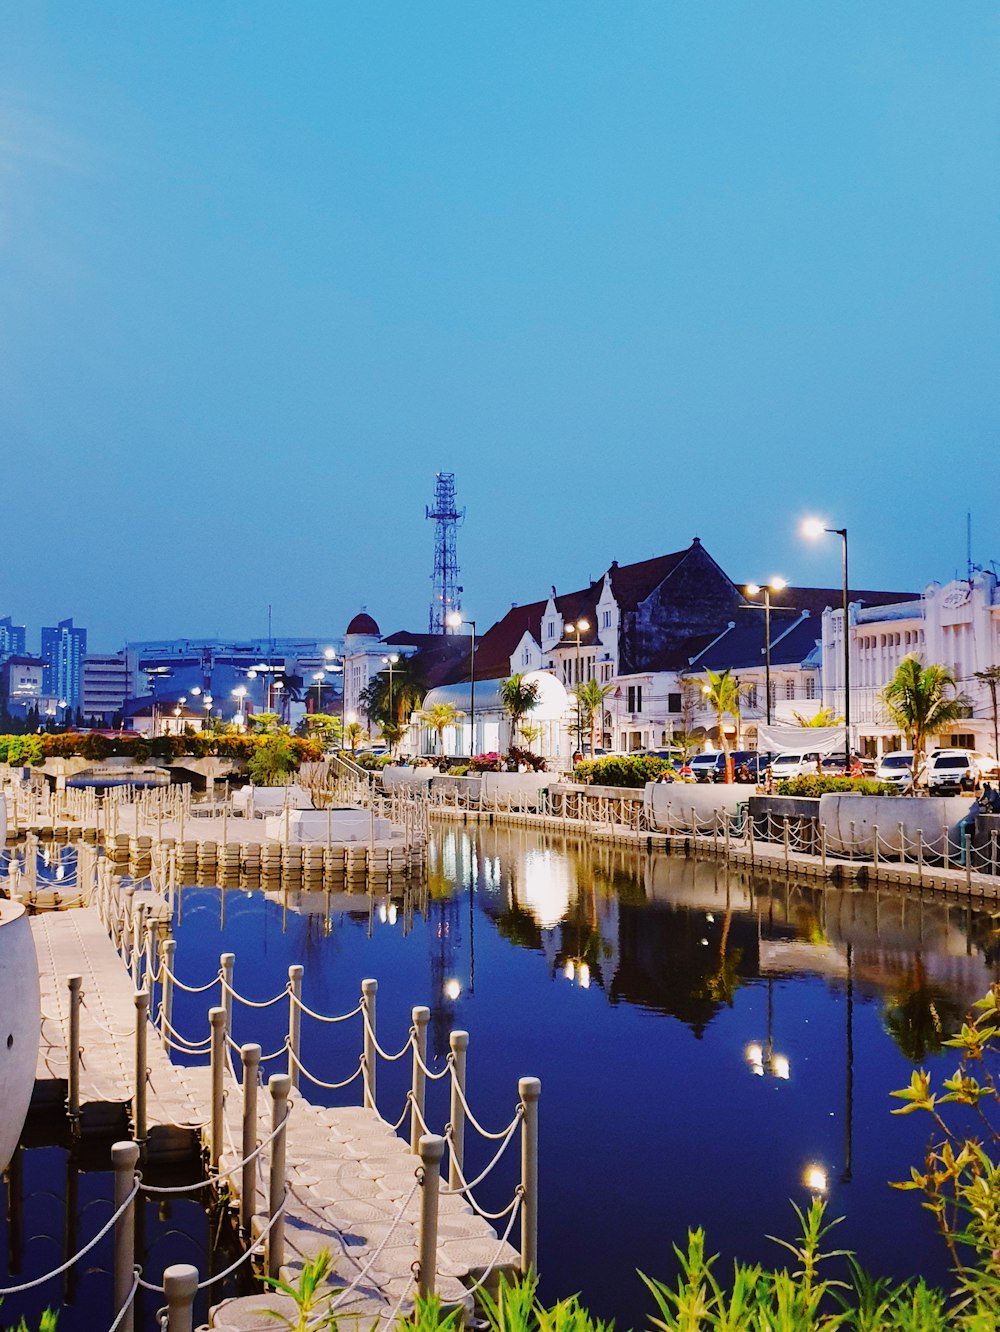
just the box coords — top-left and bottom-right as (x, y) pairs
(499, 674), (541, 753)
(700, 668), (747, 782)
(574, 679), (612, 754)
(791, 706), (844, 728)
(417, 702), (465, 756)
(345, 720), (367, 755)
(359, 656), (426, 753)
(973, 665), (1000, 765)
(881, 655), (968, 790)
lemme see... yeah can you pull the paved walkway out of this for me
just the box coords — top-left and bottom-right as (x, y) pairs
(29, 905), (520, 1324)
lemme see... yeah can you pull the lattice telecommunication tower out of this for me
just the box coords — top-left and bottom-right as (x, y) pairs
(426, 472), (464, 633)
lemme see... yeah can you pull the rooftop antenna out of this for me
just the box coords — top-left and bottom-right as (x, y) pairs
(966, 511), (982, 584)
(426, 472), (465, 633)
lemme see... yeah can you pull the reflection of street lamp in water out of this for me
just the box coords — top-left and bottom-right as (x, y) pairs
(745, 980), (790, 1079)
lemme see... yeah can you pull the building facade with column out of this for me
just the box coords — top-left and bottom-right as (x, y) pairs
(822, 570), (1000, 758)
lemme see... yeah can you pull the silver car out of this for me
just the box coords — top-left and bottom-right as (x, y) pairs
(875, 751), (915, 790)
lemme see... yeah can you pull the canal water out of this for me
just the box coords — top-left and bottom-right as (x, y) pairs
(3, 826), (998, 1329)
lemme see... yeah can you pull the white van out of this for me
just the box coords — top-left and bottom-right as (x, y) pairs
(769, 751), (824, 780)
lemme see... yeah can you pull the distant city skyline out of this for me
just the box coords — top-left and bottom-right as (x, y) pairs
(1, 3), (996, 649)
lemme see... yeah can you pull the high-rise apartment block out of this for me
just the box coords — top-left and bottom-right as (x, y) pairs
(0, 616), (27, 661)
(40, 618), (87, 711)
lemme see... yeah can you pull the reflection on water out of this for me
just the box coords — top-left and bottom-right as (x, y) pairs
(4, 827), (999, 1328)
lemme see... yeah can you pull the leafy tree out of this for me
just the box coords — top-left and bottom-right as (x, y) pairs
(499, 674), (541, 754)
(700, 668), (747, 783)
(416, 702), (465, 755)
(299, 713), (342, 751)
(574, 678), (611, 753)
(881, 655), (968, 789)
(248, 711), (281, 734)
(247, 733), (299, 786)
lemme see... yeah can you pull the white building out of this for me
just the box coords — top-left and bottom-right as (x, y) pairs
(83, 653), (130, 724)
(822, 570), (1000, 758)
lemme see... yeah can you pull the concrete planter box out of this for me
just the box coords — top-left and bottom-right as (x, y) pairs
(263, 808), (396, 843)
(644, 782), (748, 833)
(480, 771), (550, 810)
(233, 784), (314, 817)
(0, 900), (39, 1172)
(382, 767), (434, 791)
(748, 796), (821, 852)
(430, 774), (483, 800)
(818, 793), (969, 860)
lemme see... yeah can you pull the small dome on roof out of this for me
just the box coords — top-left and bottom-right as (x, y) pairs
(346, 611), (380, 637)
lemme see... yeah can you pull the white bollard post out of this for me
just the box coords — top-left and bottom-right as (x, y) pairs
(287, 964), (303, 1089)
(361, 978), (378, 1110)
(112, 1140), (140, 1332)
(209, 1006), (226, 1171)
(410, 1006), (430, 1153)
(267, 1073), (291, 1280)
(417, 1134), (445, 1299)
(161, 937), (176, 1051)
(240, 1043), (261, 1236)
(133, 990), (149, 1148)
(67, 975), (82, 1126)
(519, 1076), (541, 1275)
(163, 1263), (198, 1332)
(220, 952), (235, 1041)
(448, 1030), (469, 1191)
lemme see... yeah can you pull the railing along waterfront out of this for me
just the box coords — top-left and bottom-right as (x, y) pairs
(353, 770), (1000, 893)
(18, 855), (538, 1328)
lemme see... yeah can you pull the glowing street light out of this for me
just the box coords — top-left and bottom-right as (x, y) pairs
(564, 619), (591, 754)
(745, 577), (787, 727)
(801, 517), (851, 767)
(446, 611), (477, 759)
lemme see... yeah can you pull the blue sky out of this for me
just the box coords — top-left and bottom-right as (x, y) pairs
(1, 3), (997, 650)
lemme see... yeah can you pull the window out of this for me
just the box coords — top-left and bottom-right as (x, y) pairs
(667, 693), (681, 713)
(805, 676), (816, 700)
(948, 733), (975, 749)
(627, 685), (643, 713)
(601, 610), (611, 629)
(785, 681), (795, 701)
(522, 649), (531, 667)
(747, 684), (758, 710)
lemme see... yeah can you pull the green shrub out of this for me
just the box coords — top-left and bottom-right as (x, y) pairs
(574, 754), (671, 787)
(776, 776), (897, 798)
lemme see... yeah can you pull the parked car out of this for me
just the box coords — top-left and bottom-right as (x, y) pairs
(875, 751), (915, 790)
(688, 750), (768, 782)
(819, 756), (847, 777)
(768, 751), (824, 780)
(925, 749), (998, 795)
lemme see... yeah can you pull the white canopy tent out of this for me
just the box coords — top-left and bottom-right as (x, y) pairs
(756, 723), (844, 755)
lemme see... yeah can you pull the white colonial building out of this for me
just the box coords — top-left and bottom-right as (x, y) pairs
(821, 570), (1000, 758)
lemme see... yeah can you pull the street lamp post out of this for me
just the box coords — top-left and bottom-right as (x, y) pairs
(745, 579), (787, 728)
(446, 613), (477, 759)
(802, 519), (851, 766)
(325, 648), (346, 751)
(231, 686), (248, 729)
(312, 671), (326, 713)
(564, 619), (590, 754)
(382, 654), (399, 752)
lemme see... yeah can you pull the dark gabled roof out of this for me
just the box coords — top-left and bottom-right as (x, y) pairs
(472, 601), (549, 681)
(605, 548), (692, 612)
(687, 608), (821, 672)
(736, 585), (918, 618)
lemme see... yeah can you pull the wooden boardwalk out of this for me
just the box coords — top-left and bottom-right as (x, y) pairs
(29, 905), (520, 1326)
